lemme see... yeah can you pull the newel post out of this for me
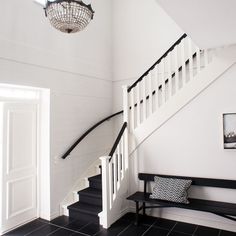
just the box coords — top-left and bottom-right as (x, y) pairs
(122, 85), (129, 171)
(99, 156), (110, 228)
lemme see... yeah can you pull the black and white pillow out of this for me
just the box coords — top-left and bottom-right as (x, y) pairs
(150, 176), (192, 204)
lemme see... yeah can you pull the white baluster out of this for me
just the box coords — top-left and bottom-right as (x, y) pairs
(148, 72), (153, 116)
(160, 59), (165, 105)
(167, 52), (172, 99)
(117, 145), (121, 188)
(136, 83), (141, 126)
(113, 154), (117, 199)
(174, 45), (179, 92)
(130, 89), (135, 131)
(155, 66), (159, 110)
(108, 160), (113, 208)
(188, 37), (194, 81)
(142, 78), (147, 121)
(196, 46), (201, 74)
(120, 136), (124, 178)
(181, 39), (187, 86)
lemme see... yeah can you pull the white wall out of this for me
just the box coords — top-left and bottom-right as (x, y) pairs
(0, 0), (113, 218)
(112, 0), (183, 114)
(156, 0), (236, 49)
(129, 64), (236, 231)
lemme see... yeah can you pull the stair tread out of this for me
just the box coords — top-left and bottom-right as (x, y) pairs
(78, 187), (102, 198)
(68, 201), (102, 215)
(88, 174), (101, 182)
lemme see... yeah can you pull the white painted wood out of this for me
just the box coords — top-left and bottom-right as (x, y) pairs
(174, 45), (180, 92)
(122, 86), (129, 124)
(113, 154), (117, 199)
(196, 47), (201, 74)
(160, 59), (165, 105)
(167, 52), (172, 99)
(188, 38), (194, 81)
(180, 39), (187, 85)
(108, 161), (113, 209)
(148, 73), (153, 116)
(131, 46), (236, 153)
(136, 83), (141, 126)
(117, 146), (121, 188)
(120, 137), (124, 178)
(142, 78), (147, 122)
(130, 89), (135, 131)
(99, 156), (110, 228)
(154, 66), (159, 111)
(0, 103), (38, 233)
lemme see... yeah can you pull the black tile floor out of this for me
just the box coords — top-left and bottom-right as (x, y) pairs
(3, 213), (236, 236)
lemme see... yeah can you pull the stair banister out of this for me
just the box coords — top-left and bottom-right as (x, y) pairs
(62, 110), (123, 159)
(100, 86), (129, 228)
(127, 33), (187, 93)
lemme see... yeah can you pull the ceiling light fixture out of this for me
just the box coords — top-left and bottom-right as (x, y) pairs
(44, 0), (94, 34)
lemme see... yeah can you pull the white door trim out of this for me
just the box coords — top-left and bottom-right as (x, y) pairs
(0, 84), (50, 235)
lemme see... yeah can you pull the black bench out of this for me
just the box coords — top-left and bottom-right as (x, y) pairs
(127, 173), (236, 225)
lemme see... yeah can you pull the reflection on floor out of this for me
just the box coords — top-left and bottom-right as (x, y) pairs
(3, 212), (236, 236)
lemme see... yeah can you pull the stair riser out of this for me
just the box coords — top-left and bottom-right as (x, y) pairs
(69, 210), (99, 223)
(79, 195), (102, 207)
(89, 180), (102, 190)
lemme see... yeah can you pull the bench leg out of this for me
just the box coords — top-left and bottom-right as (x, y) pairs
(135, 201), (139, 226)
(143, 202), (146, 216)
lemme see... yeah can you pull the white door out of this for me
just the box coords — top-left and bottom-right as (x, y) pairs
(0, 102), (38, 234)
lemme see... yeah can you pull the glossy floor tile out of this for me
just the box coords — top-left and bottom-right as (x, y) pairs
(3, 213), (236, 236)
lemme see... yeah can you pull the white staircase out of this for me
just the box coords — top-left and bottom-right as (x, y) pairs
(61, 34), (236, 229)
(98, 34), (236, 228)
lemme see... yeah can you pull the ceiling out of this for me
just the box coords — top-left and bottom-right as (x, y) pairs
(156, 0), (236, 49)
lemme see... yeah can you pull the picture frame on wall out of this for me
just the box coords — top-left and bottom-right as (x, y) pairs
(223, 113), (236, 149)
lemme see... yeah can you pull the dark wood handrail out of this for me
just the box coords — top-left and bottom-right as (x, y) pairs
(62, 34), (188, 159)
(127, 33), (187, 93)
(109, 122), (127, 161)
(62, 110), (123, 159)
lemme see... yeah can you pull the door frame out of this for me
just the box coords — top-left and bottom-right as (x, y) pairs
(0, 84), (50, 234)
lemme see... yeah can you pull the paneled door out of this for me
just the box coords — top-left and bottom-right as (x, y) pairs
(0, 102), (38, 234)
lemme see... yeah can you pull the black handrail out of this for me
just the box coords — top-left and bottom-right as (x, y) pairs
(127, 33), (187, 93)
(109, 122), (127, 161)
(62, 110), (123, 159)
(62, 34), (188, 159)
(130, 51), (198, 109)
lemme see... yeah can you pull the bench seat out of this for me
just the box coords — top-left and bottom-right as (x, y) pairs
(127, 191), (236, 217)
(127, 173), (236, 225)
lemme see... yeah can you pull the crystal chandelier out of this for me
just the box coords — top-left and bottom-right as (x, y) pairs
(45, 0), (95, 34)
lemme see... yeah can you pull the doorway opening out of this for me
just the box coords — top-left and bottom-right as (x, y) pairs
(0, 83), (50, 235)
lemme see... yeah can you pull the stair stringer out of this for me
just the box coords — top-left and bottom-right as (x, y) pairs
(130, 46), (236, 153)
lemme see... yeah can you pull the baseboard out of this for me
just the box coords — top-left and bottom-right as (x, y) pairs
(49, 211), (61, 221)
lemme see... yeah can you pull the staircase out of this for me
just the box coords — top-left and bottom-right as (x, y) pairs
(68, 174), (102, 223)
(62, 33), (236, 229)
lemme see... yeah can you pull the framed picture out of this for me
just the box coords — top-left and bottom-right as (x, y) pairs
(223, 113), (236, 149)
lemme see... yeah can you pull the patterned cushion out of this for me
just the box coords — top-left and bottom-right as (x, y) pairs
(150, 176), (192, 204)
